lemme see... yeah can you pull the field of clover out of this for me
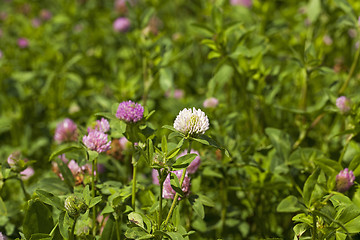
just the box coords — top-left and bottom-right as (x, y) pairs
(4, 0), (360, 240)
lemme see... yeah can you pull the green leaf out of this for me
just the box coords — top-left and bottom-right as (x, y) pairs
(202, 167), (223, 179)
(49, 143), (83, 162)
(87, 150), (99, 162)
(189, 196), (205, 219)
(125, 227), (152, 239)
(83, 185), (91, 206)
(54, 157), (75, 189)
(100, 217), (117, 240)
(161, 135), (168, 156)
(303, 168), (321, 207)
(314, 158), (342, 176)
(166, 232), (185, 240)
(265, 128), (291, 171)
(307, 0), (321, 23)
(95, 112), (118, 121)
(29, 233), (51, 240)
(0, 197), (7, 216)
(170, 172), (183, 197)
(336, 203), (360, 225)
(172, 153), (197, 169)
(23, 200), (54, 240)
(277, 195), (304, 213)
(197, 194), (215, 207)
(167, 147), (181, 160)
(128, 212), (145, 229)
(89, 196), (102, 208)
(344, 215), (360, 233)
(335, 231), (347, 240)
(35, 190), (65, 211)
(293, 223), (308, 238)
(58, 212), (70, 240)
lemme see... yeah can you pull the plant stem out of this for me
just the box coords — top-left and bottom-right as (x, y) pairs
(92, 157), (97, 235)
(116, 216), (121, 240)
(19, 177), (30, 200)
(339, 42), (360, 94)
(164, 141), (192, 226)
(70, 217), (78, 240)
(312, 211), (317, 240)
(132, 155), (137, 211)
(158, 169), (164, 230)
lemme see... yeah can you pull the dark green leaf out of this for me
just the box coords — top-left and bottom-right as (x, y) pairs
(303, 168), (321, 207)
(23, 200), (54, 240)
(172, 153), (197, 169)
(35, 190), (65, 211)
(49, 143), (82, 162)
(170, 172), (183, 197)
(89, 196), (102, 208)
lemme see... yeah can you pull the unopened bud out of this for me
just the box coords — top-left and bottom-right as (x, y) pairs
(65, 195), (88, 218)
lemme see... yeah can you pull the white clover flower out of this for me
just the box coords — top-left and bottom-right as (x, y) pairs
(173, 107), (209, 136)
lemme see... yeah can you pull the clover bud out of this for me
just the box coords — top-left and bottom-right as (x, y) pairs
(65, 195), (88, 219)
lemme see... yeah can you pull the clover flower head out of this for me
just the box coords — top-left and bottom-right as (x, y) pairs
(7, 151), (21, 167)
(173, 107), (209, 136)
(17, 38), (29, 48)
(116, 100), (144, 123)
(54, 118), (78, 144)
(203, 97), (219, 108)
(65, 195), (88, 219)
(162, 170), (190, 200)
(230, 0), (252, 7)
(177, 149), (201, 174)
(113, 17), (131, 32)
(82, 130), (111, 153)
(95, 118), (110, 133)
(336, 168), (355, 193)
(336, 96), (351, 114)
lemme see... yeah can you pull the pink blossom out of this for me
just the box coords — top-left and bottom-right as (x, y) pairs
(17, 38), (29, 48)
(230, 0), (252, 7)
(203, 97), (219, 108)
(113, 17), (131, 32)
(21, 167), (34, 180)
(336, 168), (355, 193)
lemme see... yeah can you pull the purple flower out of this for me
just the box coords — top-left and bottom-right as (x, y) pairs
(116, 100), (144, 123)
(54, 118), (79, 144)
(230, 0), (252, 7)
(83, 130), (111, 153)
(336, 168), (355, 193)
(336, 96), (351, 114)
(113, 17), (131, 32)
(32, 18), (41, 28)
(40, 9), (52, 21)
(152, 169), (159, 185)
(17, 38), (29, 48)
(7, 151), (21, 167)
(20, 167), (34, 180)
(163, 170), (190, 199)
(95, 118), (110, 133)
(203, 97), (219, 108)
(119, 137), (129, 149)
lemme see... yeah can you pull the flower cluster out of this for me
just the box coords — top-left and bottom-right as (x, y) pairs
(162, 170), (191, 200)
(82, 130), (111, 153)
(336, 168), (355, 193)
(54, 118), (79, 144)
(203, 97), (219, 108)
(65, 195), (88, 219)
(173, 107), (209, 136)
(336, 96), (351, 114)
(116, 100), (144, 123)
(113, 17), (131, 32)
(94, 118), (110, 133)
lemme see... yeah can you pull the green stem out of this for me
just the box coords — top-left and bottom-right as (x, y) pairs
(312, 211), (317, 240)
(116, 216), (121, 240)
(19, 177), (30, 200)
(92, 158), (97, 235)
(158, 169), (164, 230)
(339, 42), (360, 94)
(132, 155), (137, 211)
(70, 217), (78, 240)
(164, 141), (192, 226)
